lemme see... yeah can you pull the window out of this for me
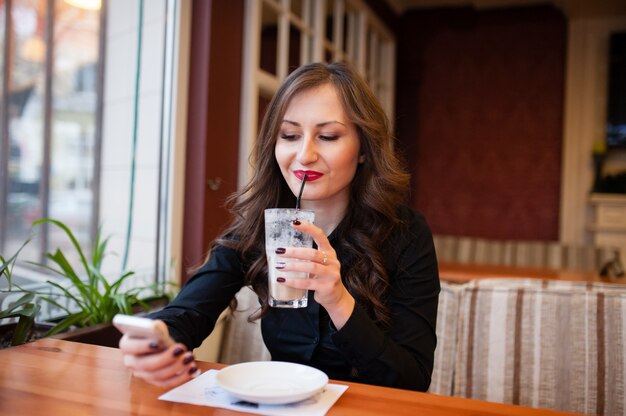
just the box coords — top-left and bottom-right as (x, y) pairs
(0, 0), (187, 319)
(238, 0), (396, 186)
(0, 0), (102, 266)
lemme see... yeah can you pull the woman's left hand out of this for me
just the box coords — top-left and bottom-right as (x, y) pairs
(275, 220), (355, 329)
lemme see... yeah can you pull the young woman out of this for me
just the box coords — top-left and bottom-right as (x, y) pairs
(120, 62), (440, 391)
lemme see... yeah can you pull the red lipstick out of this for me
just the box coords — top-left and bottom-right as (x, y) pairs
(294, 170), (323, 181)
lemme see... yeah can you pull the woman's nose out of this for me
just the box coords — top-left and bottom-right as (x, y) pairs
(296, 137), (318, 164)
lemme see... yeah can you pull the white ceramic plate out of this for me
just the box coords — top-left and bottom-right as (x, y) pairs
(215, 361), (329, 404)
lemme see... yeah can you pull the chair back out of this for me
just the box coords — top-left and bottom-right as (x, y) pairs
(428, 282), (462, 396)
(454, 280), (626, 415)
(433, 234), (623, 276)
(218, 286), (271, 364)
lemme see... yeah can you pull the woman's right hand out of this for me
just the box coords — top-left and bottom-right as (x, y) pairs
(119, 331), (200, 389)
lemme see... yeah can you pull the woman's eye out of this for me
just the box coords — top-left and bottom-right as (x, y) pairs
(319, 135), (339, 141)
(280, 133), (298, 140)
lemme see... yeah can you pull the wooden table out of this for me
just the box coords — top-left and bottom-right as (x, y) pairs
(0, 338), (577, 415)
(439, 261), (626, 284)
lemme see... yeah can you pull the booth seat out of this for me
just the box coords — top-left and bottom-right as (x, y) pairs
(451, 278), (626, 415)
(217, 279), (626, 415)
(218, 286), (270, 364)
(433, 234), (624, 276)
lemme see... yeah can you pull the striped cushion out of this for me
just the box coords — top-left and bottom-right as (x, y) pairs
(468, 277), (626, 293)
(428, 281), (462, 395)
(433, 234), (622, 274)
(218, 286), (271, 364)
(454, 284), (626, 414)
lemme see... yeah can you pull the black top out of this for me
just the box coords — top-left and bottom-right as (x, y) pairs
(151, 206), (440, 391)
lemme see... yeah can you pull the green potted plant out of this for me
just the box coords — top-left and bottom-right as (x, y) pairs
(30, 218), (174, 347)
(0, 239), (44, 347)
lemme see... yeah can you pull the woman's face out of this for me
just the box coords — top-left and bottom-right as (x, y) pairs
(275, 84), (364, 210)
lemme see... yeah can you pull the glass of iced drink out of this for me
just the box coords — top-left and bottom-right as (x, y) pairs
(264, 208), (315, 308)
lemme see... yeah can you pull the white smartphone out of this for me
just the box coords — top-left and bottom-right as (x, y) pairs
(112, 314), (174, 347)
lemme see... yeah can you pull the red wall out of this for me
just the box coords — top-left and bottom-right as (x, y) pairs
(183, 0), (244, 279)
(396, 6), (566, 241)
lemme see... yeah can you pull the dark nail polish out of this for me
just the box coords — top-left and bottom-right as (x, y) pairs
(149, 341), (159, 349)
(276, 277), (286, 283)
(182, 354), (195, 365)
(292, 220), (301, 225)
(172, 347), (184, 357)
(275, 262), (285, 269)
(188, 366), (198, 375)
(275, 247), (286, 254)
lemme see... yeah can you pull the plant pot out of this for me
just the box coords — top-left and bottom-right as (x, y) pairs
(51, 322), (122, 348)
(0, 322), (56, 349)
(49, 295), (170, 348)
(132, 294), (170, 314)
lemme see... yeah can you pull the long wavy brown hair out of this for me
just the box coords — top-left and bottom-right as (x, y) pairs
(214, 62), (410, 326)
